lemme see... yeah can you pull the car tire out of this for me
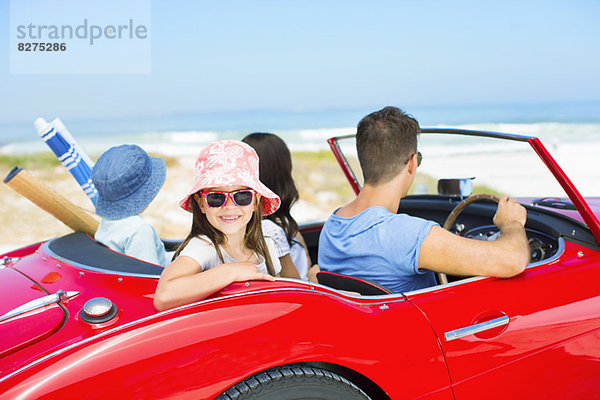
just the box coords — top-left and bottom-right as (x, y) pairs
(215, 365), (372, 400)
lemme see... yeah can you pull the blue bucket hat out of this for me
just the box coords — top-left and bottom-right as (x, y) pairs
(92, 144), (166, 219)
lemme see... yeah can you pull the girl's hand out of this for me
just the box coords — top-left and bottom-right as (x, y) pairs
(154, 258), (275, 311)
(229, 262), (276, 282)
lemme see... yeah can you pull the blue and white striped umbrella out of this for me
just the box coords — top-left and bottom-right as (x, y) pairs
(35, 118), (98, 205)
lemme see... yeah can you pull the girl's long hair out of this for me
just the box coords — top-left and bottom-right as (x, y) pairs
(173, 194), (276, 276)
(242, 133), (299, 246)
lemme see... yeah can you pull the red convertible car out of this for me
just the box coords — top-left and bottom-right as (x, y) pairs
(1, 129), (600, 399)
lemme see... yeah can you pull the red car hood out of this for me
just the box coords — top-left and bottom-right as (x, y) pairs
(519, 197), (600, 227)
(583, 198), (600, 222)
(0, 267), (67, 358)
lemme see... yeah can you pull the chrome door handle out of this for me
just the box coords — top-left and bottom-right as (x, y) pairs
(445, 315), (509, 341)
(0, 290), (79, 322)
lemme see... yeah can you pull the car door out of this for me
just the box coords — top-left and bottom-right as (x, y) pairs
(407, 238), (600, 399)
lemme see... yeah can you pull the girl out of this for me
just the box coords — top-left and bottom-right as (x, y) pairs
(242, 133), (314, 281)
(154, 140), (295, 311)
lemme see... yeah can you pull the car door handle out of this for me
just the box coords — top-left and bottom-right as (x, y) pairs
(444, 315), (509, 341)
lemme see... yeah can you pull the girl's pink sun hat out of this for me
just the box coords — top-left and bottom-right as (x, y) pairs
(179, 140), (281, 215)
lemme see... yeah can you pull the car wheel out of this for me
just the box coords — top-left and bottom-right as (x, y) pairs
(215, 365), (372, 400)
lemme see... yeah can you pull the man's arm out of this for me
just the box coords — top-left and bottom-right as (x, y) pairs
(418, 195), (530, 278)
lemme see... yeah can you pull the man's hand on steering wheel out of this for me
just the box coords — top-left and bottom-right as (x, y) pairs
(437, 193), (527, 285)
(493, 195), (527, 232)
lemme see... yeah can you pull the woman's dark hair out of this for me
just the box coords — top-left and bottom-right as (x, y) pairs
(173, 194), (276, 275)
(242, 133), (299, 246)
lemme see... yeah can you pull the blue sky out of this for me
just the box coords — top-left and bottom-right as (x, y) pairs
(1, 0), (599, 125)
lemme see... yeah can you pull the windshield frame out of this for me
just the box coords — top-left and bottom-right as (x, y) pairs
(327, 128), (600, 244)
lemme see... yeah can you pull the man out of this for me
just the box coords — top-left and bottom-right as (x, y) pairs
(318, 106), (530, 293)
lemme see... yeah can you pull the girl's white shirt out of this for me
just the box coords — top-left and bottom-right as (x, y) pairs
(179, 235), (282, 275)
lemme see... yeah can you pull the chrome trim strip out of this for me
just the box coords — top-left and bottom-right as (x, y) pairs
(216, 285), (405, 306)
(406, 237), (566, 296)
(445, 315), (509, 341)
(274, 278), (403, 301)
(408, 275), (489, 296)
(1, 256), (20, 267)
(0, 286), (403, 384)
(42, 241), (162, 279)
(525, 236), (565, 268)
(0, 290), (79, 322)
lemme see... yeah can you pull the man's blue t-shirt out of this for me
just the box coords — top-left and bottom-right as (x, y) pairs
(318, 206), (438, 293)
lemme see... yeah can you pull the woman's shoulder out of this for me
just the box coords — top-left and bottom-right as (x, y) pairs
(264, 235), (277, 248)
(261, 219), (290, 254)
(261, 218), (284, 234)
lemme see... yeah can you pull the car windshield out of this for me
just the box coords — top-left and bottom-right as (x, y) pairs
(334, 131), (591, 221)
(417, 133), (564, 197)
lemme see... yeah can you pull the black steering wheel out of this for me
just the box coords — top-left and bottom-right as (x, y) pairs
(437, 193), (500, 285)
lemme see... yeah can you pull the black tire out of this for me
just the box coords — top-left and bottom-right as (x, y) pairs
(215, 365), (372, 400)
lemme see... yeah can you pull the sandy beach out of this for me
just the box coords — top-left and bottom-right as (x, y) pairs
(1, 138), (599, 254)
(416, 141), (600, 197)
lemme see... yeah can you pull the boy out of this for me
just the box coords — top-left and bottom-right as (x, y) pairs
(92, 144), (169, 266)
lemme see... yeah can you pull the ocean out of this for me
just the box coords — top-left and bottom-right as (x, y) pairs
(2, 101), (600, 252)
(1, 101), (599, 156)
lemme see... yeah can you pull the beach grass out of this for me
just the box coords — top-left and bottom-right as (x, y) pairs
(0, 153), (60, 172)
(292, 151), (356, 206)
(410, 173), (502, 196)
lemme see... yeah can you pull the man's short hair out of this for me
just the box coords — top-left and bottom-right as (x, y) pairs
(356, 106), (420, 185)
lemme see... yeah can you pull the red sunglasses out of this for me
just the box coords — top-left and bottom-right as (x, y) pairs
(200, 189), (255, 208)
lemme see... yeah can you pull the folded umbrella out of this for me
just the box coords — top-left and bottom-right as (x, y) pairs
(35, 118), (98, 205)
(51, 118), (95, 168)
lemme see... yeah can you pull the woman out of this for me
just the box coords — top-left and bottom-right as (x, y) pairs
(242, 133), (315, 281)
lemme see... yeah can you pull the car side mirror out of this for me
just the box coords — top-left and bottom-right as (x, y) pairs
(437, 178), (474, 196)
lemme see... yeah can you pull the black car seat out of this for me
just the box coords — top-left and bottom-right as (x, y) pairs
(316, 271), (394, 295)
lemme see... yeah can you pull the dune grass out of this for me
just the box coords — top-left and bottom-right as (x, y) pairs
(0, 153), (61, 172)
(291, 151), (356, 207)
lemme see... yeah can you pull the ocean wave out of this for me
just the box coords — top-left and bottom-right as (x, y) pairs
(165, 131), (220, 144)
(1, 122), (599, 156)
(443, 122), (600, 142)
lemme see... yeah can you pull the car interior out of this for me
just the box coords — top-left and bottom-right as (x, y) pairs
(41, 187), (598, 299)
(299, 192), (598, 293)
